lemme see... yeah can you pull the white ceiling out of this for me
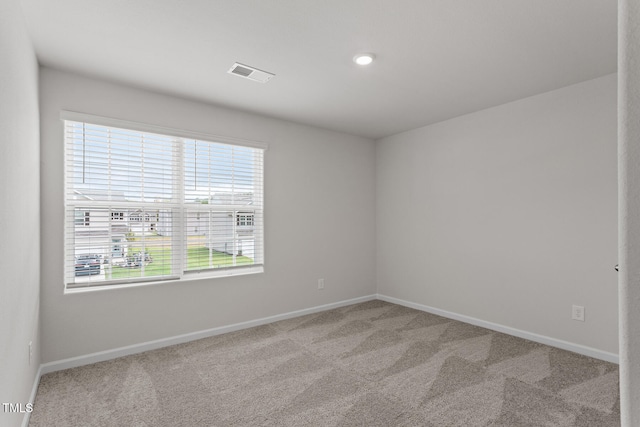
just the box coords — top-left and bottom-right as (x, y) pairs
(20, 0), (617, 140)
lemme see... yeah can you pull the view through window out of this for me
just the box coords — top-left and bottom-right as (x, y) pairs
(64, 115), (265, 288)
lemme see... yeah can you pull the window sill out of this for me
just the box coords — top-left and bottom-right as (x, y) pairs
(64, 265), (264, 294)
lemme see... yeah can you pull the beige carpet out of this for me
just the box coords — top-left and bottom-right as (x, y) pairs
(30, 300), (620, 426)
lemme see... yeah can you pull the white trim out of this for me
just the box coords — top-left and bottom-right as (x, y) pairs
(376, 294), (619, 364)
(64, 265), (265, 295)
(34, 292), (617, 404)
(40, 295), (376, 374)
(60, 110), (269, 150)
(21, 365), (42, 427)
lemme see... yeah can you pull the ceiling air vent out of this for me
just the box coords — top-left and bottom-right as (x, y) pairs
(228, 62), (275, 83)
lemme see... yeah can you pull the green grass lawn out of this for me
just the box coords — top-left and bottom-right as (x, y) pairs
(107, 244), (253, 280)
(186, 246), (253, 270)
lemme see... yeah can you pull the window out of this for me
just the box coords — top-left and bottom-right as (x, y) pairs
(64, 112), (265, 289)
(75, 210), (90, 226)
(111, 212), (124, 221)
(129, 211), (154, 222)
(237, 212), (254, 227)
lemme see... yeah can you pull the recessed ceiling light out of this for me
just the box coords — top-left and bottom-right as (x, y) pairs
(353, 53), (375, 66)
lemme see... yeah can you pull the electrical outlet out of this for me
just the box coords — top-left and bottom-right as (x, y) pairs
(318, 278), (325, 290)
(29, 341), (32, 365)
(572, 305), (585, 322)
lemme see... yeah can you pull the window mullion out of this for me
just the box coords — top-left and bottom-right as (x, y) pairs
(232, 209), (237, 266)
(175, 137), (185, 277)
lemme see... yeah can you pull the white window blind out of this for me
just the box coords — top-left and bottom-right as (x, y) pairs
(64, 114), (265, 289)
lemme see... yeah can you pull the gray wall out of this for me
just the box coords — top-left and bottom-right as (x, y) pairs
(0, 1), (41, 426)
(376, 74), (618, 354)
(39, 68), (376, 363)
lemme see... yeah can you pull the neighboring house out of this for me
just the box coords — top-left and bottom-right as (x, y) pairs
(72, 189), (129, 260)
(196, 210), (255, 258)
(157, 191), (257, 258)
(197, 191), (256, 259)
(127, 208), (158, 234)
(72, 189), (257, 260)
(74, 207), (162, 259)
(73, 208), (127, 259)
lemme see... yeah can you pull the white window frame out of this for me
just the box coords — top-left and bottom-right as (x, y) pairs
(62, 111), (267, 291)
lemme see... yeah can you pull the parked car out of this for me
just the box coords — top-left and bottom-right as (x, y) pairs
(133, 251), (152, 263)
(75, 254), (101, 276)
(122, 252), (153, 268)
(122, 257), (139, 268)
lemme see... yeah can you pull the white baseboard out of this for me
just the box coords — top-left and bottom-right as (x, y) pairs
(33, 291), (616, 411)
(40, 294), (377, 375)
(21, 364), (42, 427)
(376, 294), (619, 364)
